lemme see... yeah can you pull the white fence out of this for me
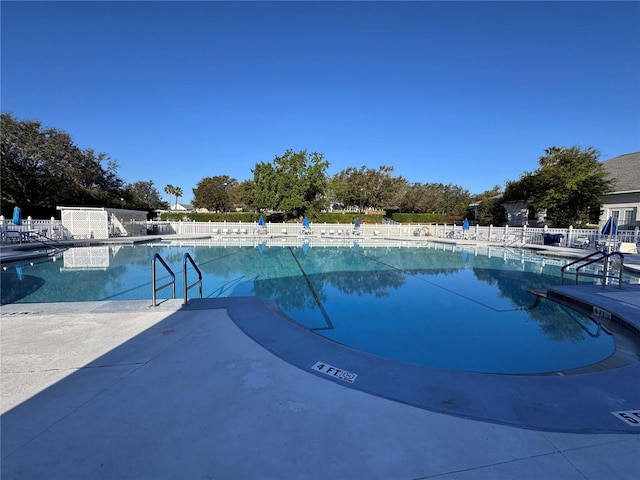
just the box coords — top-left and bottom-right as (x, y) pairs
(2, 215), (639, 249)
(148, 220), (640, 249)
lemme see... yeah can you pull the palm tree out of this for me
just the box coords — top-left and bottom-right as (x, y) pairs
(164, 184), (183, 209)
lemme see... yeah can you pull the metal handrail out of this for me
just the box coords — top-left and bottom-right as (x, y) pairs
(183, 252), (203, 305)
(561, 251), (625, 289)
(151, 253), (176, 306)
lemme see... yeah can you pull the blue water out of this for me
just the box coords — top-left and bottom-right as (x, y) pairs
(1, 241), (618, 374)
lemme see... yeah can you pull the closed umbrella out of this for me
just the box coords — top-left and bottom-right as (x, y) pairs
(258, 216), (265, 226)
(302, 217), (310, 227)
(355, 218), (360, 228)
(601, 216), (617, 253)
(12, 206), (22, 226)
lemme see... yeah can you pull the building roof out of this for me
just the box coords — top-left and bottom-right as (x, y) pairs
(601, 152), (640, 193)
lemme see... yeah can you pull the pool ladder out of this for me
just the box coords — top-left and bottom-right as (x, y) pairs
(151, 253), (203, 306)
(560, 251), (625, 288)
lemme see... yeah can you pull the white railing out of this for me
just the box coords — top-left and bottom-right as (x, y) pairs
(0, 215), (70, 241)
(145, 220), (640, 248)
(3, 215), (639, 249)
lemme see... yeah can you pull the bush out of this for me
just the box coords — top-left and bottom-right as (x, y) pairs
(389, 213), (454, 223)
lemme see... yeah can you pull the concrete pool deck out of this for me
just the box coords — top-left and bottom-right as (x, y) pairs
(1, 237), (639, 479)
(1, 296), (639, 480)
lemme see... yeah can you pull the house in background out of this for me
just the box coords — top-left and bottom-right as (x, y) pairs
(170, 203), (193, 212)
(600, 152), (640, 229)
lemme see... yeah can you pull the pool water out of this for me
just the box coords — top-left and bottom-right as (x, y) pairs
(1, 241), (621, 374)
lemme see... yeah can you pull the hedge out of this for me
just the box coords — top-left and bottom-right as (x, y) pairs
(159, 211), (458, 224)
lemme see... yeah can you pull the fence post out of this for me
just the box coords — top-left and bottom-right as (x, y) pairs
(635, 227), (639, 244)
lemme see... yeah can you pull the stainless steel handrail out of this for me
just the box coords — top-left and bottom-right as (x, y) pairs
(183, 252), (203, 305)
(151, 253), (176, 306)
(561, 251), (625, 289)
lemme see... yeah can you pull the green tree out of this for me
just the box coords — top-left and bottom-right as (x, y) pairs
(1, 113), (124, 209)
(249, 149), (329, 218)
(468, 186), (504, 225)
(124, 180), (167, 211)
(164, 184), (183, 209)
(397, 182), (471, 216)
(192, 175), (238, 212)
(331, 165), (407, 212)
(504, 146), (611, 227)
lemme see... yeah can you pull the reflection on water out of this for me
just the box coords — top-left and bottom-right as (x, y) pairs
(2, 240), (626, 373)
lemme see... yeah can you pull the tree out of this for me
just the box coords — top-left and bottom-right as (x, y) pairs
(504, 146), (611, 227)
(1, 113), (125, 209)
(396, 182), (471, 216)
(468, 186), (504, 225)
(192, 175), (238, 212)
(124, 180), (168, 211)
(331, 165), (407, 212)
(249, 149), (329, 218)
(164, 184), (183, 208)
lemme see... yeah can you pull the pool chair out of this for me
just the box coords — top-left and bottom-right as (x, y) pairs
(301, 226), (312, 235)
(619, 242), (638, 254)
(572, 237), (590, 249)
(501, 234), (519, 246)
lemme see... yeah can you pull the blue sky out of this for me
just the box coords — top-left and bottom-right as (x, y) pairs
(2, 1), (639, 204)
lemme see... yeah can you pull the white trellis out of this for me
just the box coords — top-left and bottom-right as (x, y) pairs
(57, 206), (148, 239)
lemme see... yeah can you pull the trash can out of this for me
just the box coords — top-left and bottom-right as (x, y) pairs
(542, 233), (564, 245)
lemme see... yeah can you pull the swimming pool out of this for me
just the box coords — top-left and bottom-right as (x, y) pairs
(3, 238), (632, 374)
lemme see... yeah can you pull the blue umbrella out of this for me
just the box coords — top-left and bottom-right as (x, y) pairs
(302, 217), (310, 227)
(258, 216), (265, 226)
(12, 206), (22, 226)
(601, 216), (617, 236)
(462, 218), (469, 231)
(354, 218), (360, 228)
(601, 216), (618, 253)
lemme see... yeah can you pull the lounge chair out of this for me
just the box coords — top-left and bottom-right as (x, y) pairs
(572, 237), (590, 249)
(619, 242), (638, 254)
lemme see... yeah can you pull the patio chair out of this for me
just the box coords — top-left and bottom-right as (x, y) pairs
(619, 242), (638, 254)
(572, 237), (590, 249)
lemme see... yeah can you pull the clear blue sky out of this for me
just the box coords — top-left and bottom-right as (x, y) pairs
(2, 1), (639, 204)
